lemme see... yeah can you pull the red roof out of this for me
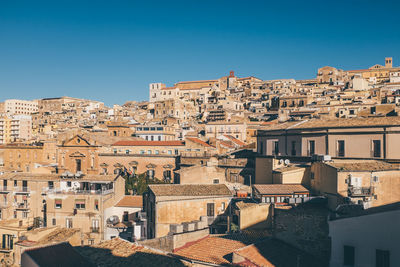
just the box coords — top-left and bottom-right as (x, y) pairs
(115, 196), (143, 208)
(223, 135), (247, 147)
(185, 137), (214, 148)
(112, 140), (185, 146)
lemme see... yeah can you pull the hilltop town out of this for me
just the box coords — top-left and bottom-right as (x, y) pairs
(0, 57), (398, 266)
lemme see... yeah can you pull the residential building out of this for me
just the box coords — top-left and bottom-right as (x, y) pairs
(4, 99), (38, 115)
(144, 184), (232, 238)
(329, 202), (399, 267)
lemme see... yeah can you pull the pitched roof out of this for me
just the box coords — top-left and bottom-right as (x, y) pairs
(185, 137), (214, 148)
(234, 238), (322, 267)
(76, 238), (185, 266)
(112, 140), (185, 146)
(325, 160), (400, 172)
(174, 236), (246, 265)
(149, 184), (232, 197)
(253, 184), (309, 195)
(223, 135), (247, 147)
(23, 242), (96, 267)
(115, 195), (143, 208)
(258, 116), (400, 132)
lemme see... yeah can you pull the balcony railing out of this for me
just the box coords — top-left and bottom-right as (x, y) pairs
(0, 187), (10, 193)
(14, 187), (30, 194)
(90, 227), (100, 233)
(348, 187), (373, 197)
(44, 188), (114, 195)
(13, 202), (29, 209)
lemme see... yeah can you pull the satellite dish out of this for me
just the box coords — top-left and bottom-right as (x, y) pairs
(107, 215), (120, 225)
(284, 159), (290, 165)
(279, 159), (284, 164)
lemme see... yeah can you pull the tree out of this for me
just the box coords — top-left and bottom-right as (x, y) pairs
(123, 172), (167, 195)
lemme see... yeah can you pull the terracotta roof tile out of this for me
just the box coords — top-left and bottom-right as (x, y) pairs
(234, 238), (322, 267)
(149, 184), (232, 197)
(223, 135), (247, 147)
(115, 195), (143, 208)
(325, 160), (400, 172)
(253, 184), (309, 195)
(174, 236), (246, 265)
(185, 137), (214, 148)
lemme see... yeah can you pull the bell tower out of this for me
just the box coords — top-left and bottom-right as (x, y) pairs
(385, 57), (393, 68)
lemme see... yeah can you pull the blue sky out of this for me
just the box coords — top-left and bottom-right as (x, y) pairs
(1, 0), (399, 106)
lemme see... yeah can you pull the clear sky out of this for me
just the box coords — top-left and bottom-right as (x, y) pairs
(1, 0), (399, 106)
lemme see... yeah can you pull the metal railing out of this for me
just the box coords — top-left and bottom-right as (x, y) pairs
(90, 227), (100, 233)
(348, 187), (373, 197)
(14, 187), (30, 193)
(44, 188), (114, 195)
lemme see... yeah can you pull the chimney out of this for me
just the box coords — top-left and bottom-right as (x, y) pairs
(229, 70), (235, 77)
(385, 57), (393, 68)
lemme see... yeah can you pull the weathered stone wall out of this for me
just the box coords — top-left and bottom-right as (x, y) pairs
(273, 203), (330, 265)
(139, 228), (209, 253)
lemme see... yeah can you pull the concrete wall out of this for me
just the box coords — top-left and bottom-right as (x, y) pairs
(155, 196), (231, 238)
(239, 203), (271, 229)
(139, 228), (209, 253)
(255, 157), (274, 184)
(178, 165), (226, 184)
(329, 209), (400, 267)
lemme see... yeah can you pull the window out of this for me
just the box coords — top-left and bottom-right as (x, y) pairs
(168, 150), (172, 155)
(140, 150), (145, 154)
(126, 150), (130, 155)
(147, 169), (154, 179)
(273, 141), (279, 155)
(337, 140), (345, 157)
(55, 199), (62, 209)
(376, 249), (390, 267)
(207, 203), (215, 217)
(155, 150), (159, 154)
(23, 211), (28, 218)
(343, 245), (355, 266)
(92, 219), (99, 232)
(147, 150), (152, 154)
(213, 179), (219, 184)
(66, 218), (73, 228)
(52, 218), (56, 226)
(67, 181), (72, 187)
(373, 140), (381, 158)
(123, 211), (129, 222)
(291, 141), (296, 156)
(309, 140), (315, 156)
(48, 181), (54, 189)
(75, 159), (82, 172)
(75, 200), (85, 209)
(94, 199), (99, 210)
(113, 149), (117, 154)
(221, 202), (225, 211)
(259, 141), (264, 154)
(14, 180), (17, 187)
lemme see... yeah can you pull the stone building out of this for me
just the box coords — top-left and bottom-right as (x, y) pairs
(311, 160), (400, 210)
(144, 184), (232, 238)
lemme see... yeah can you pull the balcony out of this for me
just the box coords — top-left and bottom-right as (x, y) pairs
(13, 202), (29, 210)
(14, 187), (30, 194)
(0, 187), (10, 193)
(348, 186), (374, 197)
(90, 227), (100, 233)
(44, 188), (114, 195)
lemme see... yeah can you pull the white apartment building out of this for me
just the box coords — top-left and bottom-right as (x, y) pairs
(4, 99), (38, 115)
(0, 115), (32, 144)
